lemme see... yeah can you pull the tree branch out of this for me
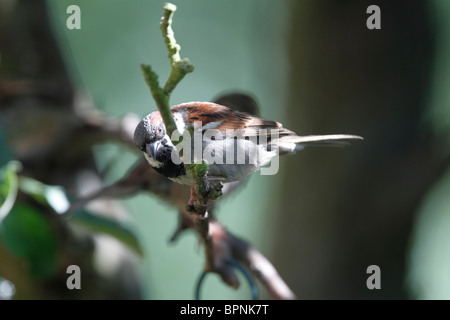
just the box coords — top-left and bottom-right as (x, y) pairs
(141, 64), (175, 135)
(141, 3), (219, 214)
(141, 3), (194, 137)
(160, 3), (195, 97)
(140, 3), (225, 286)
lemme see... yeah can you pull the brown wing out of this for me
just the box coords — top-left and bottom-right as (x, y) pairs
(171, 102), (294, 137)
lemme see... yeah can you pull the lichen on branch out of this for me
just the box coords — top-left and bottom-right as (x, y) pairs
(141, 3), (219, 213)
(141, 3), (194, 138)
(160, 3), (194, 97)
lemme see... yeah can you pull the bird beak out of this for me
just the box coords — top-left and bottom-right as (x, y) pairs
(146, 141), (161, 160)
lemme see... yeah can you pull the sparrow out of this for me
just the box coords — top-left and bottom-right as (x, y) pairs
(134, 102), (363, 190)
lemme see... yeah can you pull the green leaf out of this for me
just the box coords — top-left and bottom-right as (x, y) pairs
(19, 177), (69, 214)
(17, 176), (47, 205)
(0, 161), (21, 224)
(70, 209), (143, 256)
(0, 203), (58, 279)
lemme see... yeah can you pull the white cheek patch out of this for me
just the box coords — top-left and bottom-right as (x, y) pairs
(162, 134), (175, 147)
(144, 152), (163, 168)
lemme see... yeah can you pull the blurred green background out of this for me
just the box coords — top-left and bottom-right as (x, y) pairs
(1, 0), (450, 299)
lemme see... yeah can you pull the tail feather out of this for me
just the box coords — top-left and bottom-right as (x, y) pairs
(272, 134), (363, 154)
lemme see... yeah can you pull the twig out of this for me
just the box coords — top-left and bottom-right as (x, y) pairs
(141, 3), (217, 211)
(141, 3), (194, 137)
(141, 2), (220, 275)
(141, 65), (175, 135)
(160, 3), (195, 97)
(139, 4), (292, 298)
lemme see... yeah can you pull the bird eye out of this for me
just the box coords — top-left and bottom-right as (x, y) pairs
(157, 127), (162, 135)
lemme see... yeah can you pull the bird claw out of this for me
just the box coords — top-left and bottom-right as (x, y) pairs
(186, 181), (222, 216)
(206, 180), (223, 200)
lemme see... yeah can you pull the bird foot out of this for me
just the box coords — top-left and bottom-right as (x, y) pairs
(186, 181), (222, 216)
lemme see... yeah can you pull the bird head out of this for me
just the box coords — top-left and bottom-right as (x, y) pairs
(134, 111), (174, 169)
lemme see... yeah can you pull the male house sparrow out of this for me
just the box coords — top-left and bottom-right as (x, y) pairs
(134, 102), (362, 190)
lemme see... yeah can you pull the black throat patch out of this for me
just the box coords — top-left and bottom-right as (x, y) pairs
(153, 160), (186, 179)
(152, 144), (186, 179)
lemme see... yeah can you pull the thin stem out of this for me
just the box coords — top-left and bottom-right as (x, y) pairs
(142, 3), (194, 137)
(160, 3), (194, 98)
(141, 64), (176, 135)
(160, 3), (181, 63)
(141, 3), (232, 293)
